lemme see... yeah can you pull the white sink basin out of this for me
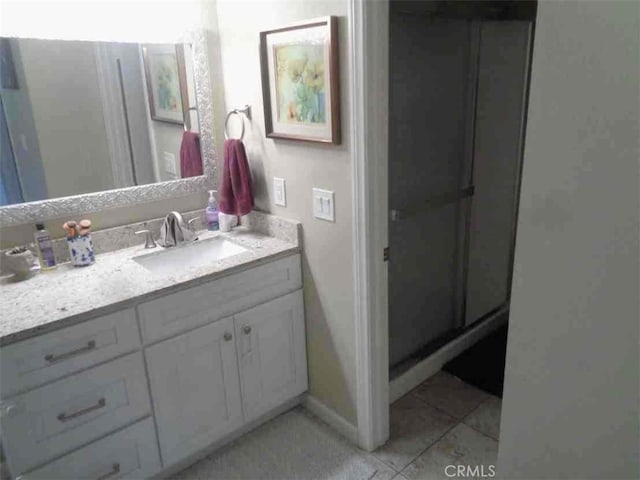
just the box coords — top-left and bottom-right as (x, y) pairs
(133, 236), (247, 274)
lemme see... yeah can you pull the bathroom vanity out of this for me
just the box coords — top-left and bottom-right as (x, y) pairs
(0, 214), (307, 479)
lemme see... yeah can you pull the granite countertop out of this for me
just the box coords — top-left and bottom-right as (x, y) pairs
(0, 225), (300, 345)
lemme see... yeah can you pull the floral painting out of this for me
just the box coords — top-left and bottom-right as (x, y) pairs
(152, 54), (181, 113)
(143, 44), (187, 124)
(275, 44), (326, 125)
(260, 17), (340, 144)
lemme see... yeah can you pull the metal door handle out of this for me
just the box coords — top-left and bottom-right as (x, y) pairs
(96, 463), (120, 480)
(223, 332), (233, 341)
(243, 325), (252, 335)
(0, 402), (18, 418)
(57, 397), (106, 422)
(45, 340), (96, 363)
(390, 185), (475, 221)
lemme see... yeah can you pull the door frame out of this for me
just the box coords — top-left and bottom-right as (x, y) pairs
(349, 0), (390, 451)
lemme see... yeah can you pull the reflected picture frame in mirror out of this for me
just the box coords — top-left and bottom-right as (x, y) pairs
(0, 30), (216, 228)
(142, 43), (188, 125)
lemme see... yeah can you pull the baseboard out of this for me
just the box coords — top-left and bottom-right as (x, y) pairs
(389, 308), (508, 403)
(302, 395), (359, 445)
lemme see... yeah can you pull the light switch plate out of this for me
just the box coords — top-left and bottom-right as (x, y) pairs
(163, 152), (177, 176)
(273, 177), (286, 207)
(312, 188), (335, 222)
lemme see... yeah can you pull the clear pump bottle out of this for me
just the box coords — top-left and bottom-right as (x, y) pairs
(34, 224), (57, 270)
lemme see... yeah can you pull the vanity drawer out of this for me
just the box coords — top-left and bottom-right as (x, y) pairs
(138, 254), (302, 343)
(17, 417), (161, 480)
(1, 308), (140, 398)
(1, 352), (151, 475)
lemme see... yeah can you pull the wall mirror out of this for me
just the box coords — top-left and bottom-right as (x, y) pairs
(0, 30), (215, 227)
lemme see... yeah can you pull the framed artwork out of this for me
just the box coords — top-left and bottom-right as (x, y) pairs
(259, 16), (340, 144)
(142, 44), (188, 124)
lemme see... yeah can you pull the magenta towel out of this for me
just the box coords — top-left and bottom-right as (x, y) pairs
(219, 139), (254, 216)
(179, 131), (203, 178)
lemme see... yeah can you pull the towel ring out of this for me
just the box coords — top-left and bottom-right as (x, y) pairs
(224, 105), (251, 141)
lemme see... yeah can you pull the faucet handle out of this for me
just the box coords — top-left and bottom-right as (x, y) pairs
(187, 217), (200, 231)
(135, 229), (157, 249)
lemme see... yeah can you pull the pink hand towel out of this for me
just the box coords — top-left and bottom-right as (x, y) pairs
(179, 131), (203, 178)
(219, 139), (254, 216)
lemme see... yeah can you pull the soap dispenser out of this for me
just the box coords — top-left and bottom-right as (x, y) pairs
(205, 190), (220, 231)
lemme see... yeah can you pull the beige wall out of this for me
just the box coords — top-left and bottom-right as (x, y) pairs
(18, 39), (115, 198)
(210, 0), (356, 422)
(498, 1), (639, 478)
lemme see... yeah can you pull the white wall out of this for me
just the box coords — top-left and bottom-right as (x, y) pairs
(498, 1), (639, 478)
(210, 0), (356, 423)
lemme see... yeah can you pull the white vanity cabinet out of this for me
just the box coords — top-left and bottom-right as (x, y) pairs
(145, 289), (307, 466)
(0, 253), (306, 479)
(145, 316), (244, 467)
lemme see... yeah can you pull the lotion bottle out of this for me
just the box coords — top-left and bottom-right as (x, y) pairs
(34, 224), (57, 270)
(205, 190), (220, 231)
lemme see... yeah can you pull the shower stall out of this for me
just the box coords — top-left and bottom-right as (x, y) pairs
(388, 1), (536, 373)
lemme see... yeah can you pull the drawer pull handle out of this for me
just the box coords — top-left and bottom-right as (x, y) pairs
(223, 332), (233, 341)
(243, 325), (252, 335)
(45, 340), (96, 363)
(96, 463), (120, 480)
(57, 397), (106, 422)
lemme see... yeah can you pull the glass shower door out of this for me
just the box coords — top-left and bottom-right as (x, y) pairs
(388, 15), (476, 369)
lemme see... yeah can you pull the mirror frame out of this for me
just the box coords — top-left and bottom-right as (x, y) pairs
(0, 30), (216, 227)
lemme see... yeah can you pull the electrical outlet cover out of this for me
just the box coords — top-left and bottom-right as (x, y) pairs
(274, 177), (286, 207)
(163, 152), (177, 176)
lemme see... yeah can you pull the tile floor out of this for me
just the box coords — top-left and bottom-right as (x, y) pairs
(172, 371), (501, 479)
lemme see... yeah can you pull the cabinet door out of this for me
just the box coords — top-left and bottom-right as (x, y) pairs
(234, 290), (307, 422)
(145, 317), (243, 468)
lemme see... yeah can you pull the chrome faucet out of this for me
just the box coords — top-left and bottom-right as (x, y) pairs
(158, 211), (198, 247)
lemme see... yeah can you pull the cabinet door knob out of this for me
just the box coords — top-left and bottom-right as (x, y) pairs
(0, 402), (18, 418)
(243, 325), (252, 335)
(223, 332), (233, 341)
